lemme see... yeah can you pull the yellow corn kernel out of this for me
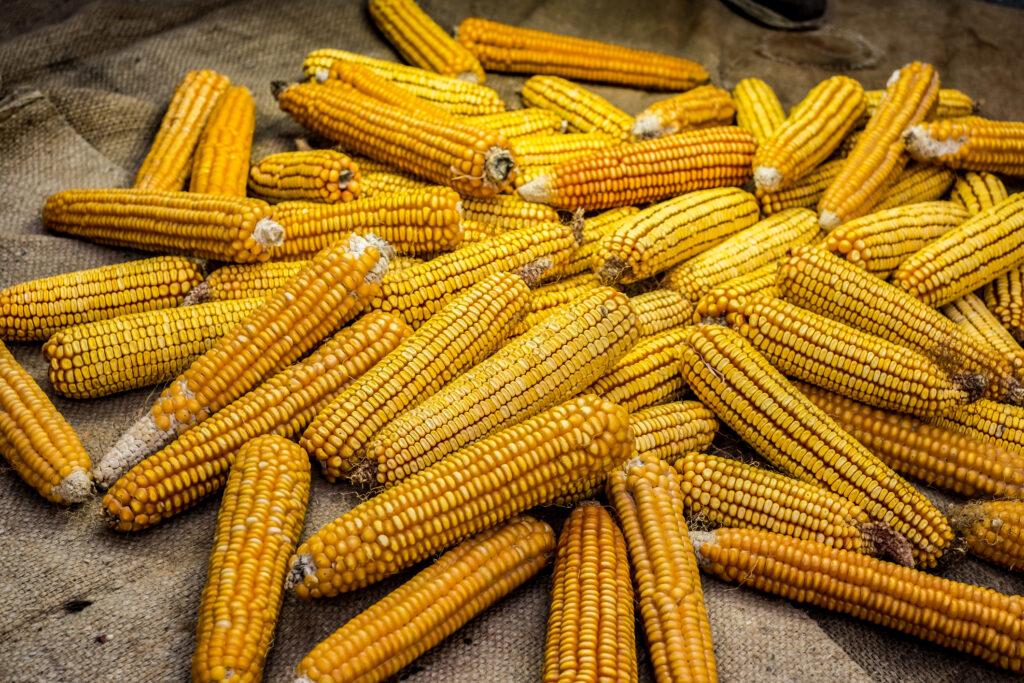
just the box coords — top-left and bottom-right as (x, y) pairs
(520, 75), (633, 141)
(202, 262), (306, 302)
(460, 194), (559, 230)
(756, 157), (843, 217)
(630, 289), (694, 338)
(950, 171), (1008, 214)
(511, 131), (623, 189)
(981, 264), (1024, 343)
(352, 157), (434, 198)
(248, 150), (361, 204)
(905, 117), (1024, 176)
(541, 206), (638, 282)
(188, 86), (254, 196)
(943, 293), (1024, 376)
(509, 273), (600, 337)
(693, 261), (779, 321)
(462, 108), (565, 140)
(322, 61), (451, 119)
(457, 219), (501, 245)
(950, 501), (1024, 573)
(587, 326), (690, 412)
(871, 163), (956, 211)
(632, 85), (735, 140)
(630, 401), (718, 464)
(862, 87), (976, 122)
(732, 77), (786, 145)
(931, 400), (1024, 459)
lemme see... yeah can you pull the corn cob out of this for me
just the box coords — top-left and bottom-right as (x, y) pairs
(777, 245), (1023, 405)
(630, 289), (694, 338)
(134, 69), (231, 191)
(367, 0), (485, 83)
(0, 341), (91, 504)
(305, 49), (505, 115)
(931, 400), (1024, 457)
(371, 220), (575, 328)
(301, 272), (529, 482)
(94, 234), (390, 487)
(663, 207), (817, 303)
(905, 117), (1024, 176)
(830, 128), (864, 160)
(587, 326), (689, 413)
(593, 187), (760, 284)
(518, 126), (756, 210)
(510, 273), (601, 337)
(510, 131), (622, 189)
(459, 194), (559, 230)
(982, 265), (1024, 343)
(732, 78), (786, 145)
(356, 162), (433, 198)
(101, 313), (407, 527)
(630, 401), (718, 463)
(191, 435), (309, 683)
(541, 206), (638, 282)
(950, 501), (1024, 573)
(892, 193), (1024, 306)
(754, 76), (866, 192)
(288, 394), (632, 598)
(296, 516), (554, 683)
(950, 171), (1008, 214)
(693, 261), (778, 321)
(321, 61), (450, 119)
(361, 287), (636, 487)
(798, 382), (1024, 500)
(463, 108), (565, 140)
(42, 190), (283, 263)
(275, 81), (516, 197)
(0, 256), (204, 342)
(269, 187), (463, 258)
(943, 293), (1024, 375)
(188, 86), (254, 196)
(44, 298), (262, 400)
(606, 455), (717, 683)
(632, 85), (735, 140)
(458, 219), (500, 245)
(248, 150), (361, 204)
(871, 163), (956, 211)
(822, 201), (969, 278)
(200, 262), (305, 302)
(863, 87), (976, 122)
(543, 503), (637, 683)
(520, 75), (633, 141)
(756, 157), (843, 216)
(691, 527), (1024, 673)
(676, 324), (952, 567)
(457, 17), (707, 91)
(819, 62), (940, 228)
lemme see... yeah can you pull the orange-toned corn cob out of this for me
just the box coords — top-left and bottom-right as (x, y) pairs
(931, 399), (1024, 457)
(248, 150), (361, 204)
(632, 85), (735, 140)
(510, 131), (622, 189)
(587, 326), (689, 413)
(630, 289), (694, 338)
(288, 394), (633, 598)
(943, 293), (1024, 375)
(754, 76), (866, 192)
(134, 69), (231, 191)
(321, 61), (450, 118)
(42, 190), (283, 263)
(190, 435), (309, 683)
(520, 75), (633, 140)
(950, 501), (1024, 572)
(302, 273), (529, 482)
(0, 256), (203, 342)
(692, 527), (1024, 673)
(296, 516), (555, 683)
(732, 77), (785, 145)
(593, 187), (760, 284)
(457, 17), (707, 91)
(871, 163), (956, 211)
(819, 62), (940, 228)
(950, 171), (1008, 214)
(353, 159), (434, 198)
(541, 206), (637, 282)
(367, 0), (485, 83)
(862, 87), (976, 122)
(982, 264), (1024, 343)
(0, 341), (91, 504)
(510, 273), (600, 337)
(630, 401), (718, 463)
(905, 117), (1024, 176)
(100, 313), (406, 526)
(693, 261), (778, 321)
(607, 455), (718, 683)
(188, 85), (254, 196)
(463, 108), (565, 140)
(798, 381), (1024, 500)
(44, 298), (261, 400)
(518, 126), (756, 210)
(756, 157), (843, 216)
(460, 194), (559, 229)
(201, 262), (304, 302)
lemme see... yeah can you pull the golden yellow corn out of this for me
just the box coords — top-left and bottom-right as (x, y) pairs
(693, 261), (779, 321)
(463, 108), (565, 140)
(732, 77), (786, 145)
(950, 171), (1008, 214)
(632, 85), (735, 140)
(520, 75), (633, 140)
(871, 163), (956, 211)
(248, 150), (361, 204)
(982, 264), (1024, 343)
(354, 161), (433, 198)
(630, 289), (694, 338)
(542, 206), (638, 282)
(943, 293), (1024, 376)
(756, 157), (843, 216)
(931, 399), (1024, 457)
(460, 194), (559, 230)
(321, 61), (451, 119)
(905, 117), (1024, 176)
(134, 69), (231, 191)
(510, 273), (601, 337)
(191, 435), (310, 683)
(950, 501), (1024, 573)
(188, 85), (254, 196)
(201, 262), (305, 302)
(457, 219), (500, 245)
(288, 394), (633, 598)
(630, 401), (718, 464)
(511, 131), (622, 189)
(587, 326), (689, 413)
(862, 87), (976, 122)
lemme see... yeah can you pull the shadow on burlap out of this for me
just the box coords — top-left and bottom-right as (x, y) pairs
(1, 1), (1024, 681)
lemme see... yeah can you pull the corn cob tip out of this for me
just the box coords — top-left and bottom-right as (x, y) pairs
(314, 68), (329, 83)
(271, 80), (295, 100)
(819, 210), (841, 230)
(55, 467), (93, 504)
(350, 232), (393, 284)
(180, 280), (210, 306)
(689, 529), (715, 564)
(513, 256), (553, 287)
(753, 166), (782, 192)
(903, 124), (964, 161)
(286, 553), (316, 594)
(596, 256), (628, 285)
(294, 676), (315, 683)
(516, 176), (551, 205)
(630, 114), (662, 141)
(253, 217), (286, 248)
(860, 521), (915, 568)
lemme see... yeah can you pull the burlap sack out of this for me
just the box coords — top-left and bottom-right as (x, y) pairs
(2, 1), (1024, 681)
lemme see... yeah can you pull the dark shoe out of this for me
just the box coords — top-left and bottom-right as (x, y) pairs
(721, 0), (827, 30)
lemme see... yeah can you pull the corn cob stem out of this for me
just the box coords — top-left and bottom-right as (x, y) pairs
(949, 501), (1024, 573)
(732, 78), (786, 145)
(630, 401), (718, 464)
(905, 117), (1024, 176)
(188, 85), (255, 196)
(632, 85), (735, 140)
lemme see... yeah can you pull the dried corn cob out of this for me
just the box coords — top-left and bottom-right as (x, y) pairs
(42, 190), (283, 263)
(593, 187), (760, 284)
(819, 62), (940, 228)
(676, 324), (952, 567)
(798, 382), (1024, 500)
(460, 194), (559, 230)
(950, 171), (1008, 214)
(356, 162), (433, 198)
(950, 501), (1024, 573)
(510, 273), (600, 337)
(0, 341), (91, 504)
(931, 399), (1024, 457)
(520, 75), (633, 140)
(863, 87), (976, 122)
(632, 85), (735, 140)
(905, 117), (1024, 176)
(362, 287), (637, 487)
(288, 394), (633, 598)
(463, 108), (565, 140)
(693, 261), (778, 321)
(44, 298), (262, 400)
(94, 234), (390, 486)
(754, 76), (866, 191)
(457, 17), (707, 91)
(101, 313), (406, 526)
(607, 455), (717, 683)
(543, 503), (636, 683)
(201, 262), (305, 302)
(982, 265), (1024, 343)
(322, 61), (450, 119)
(822, 201), (969, 278)
(248, 150), (361, 204)
(892, 193), (1024, 306)
(458, 219), (500, 245)
(270, 187), (463, 258)
(134, 69), (231, 191)
(302, 272), (529, 482)
(275, 81), (516, 197)
(296, 516), (554, 683)
(518, 126), (756, 210)
(691, 527), (1024, 673)
(587, 326), (689, 413)
(0, 256), (203, 342)
(943, 293), (1024, 374)
(510, 131), (622, 189)
(871, 163), (956, 211)
(367, 0), (485, 83)
(630, 289), (694, 338)
(188, 86), (254, 196)
(664, 207), (817, 303)
(756, 157), (843, 217)
(191, 435), (309, 683)
(630, 401), (718, 463)
(541, 206), (638, 282)
(732, 78), (786, 145)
